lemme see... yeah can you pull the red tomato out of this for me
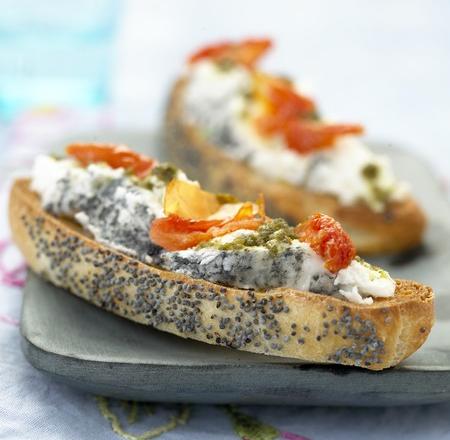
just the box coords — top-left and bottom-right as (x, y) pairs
(150, 202), (265, 251)
(150, 215), (222, 251)
(189, 42), (232, 63)
(66, 143), (155, 178)
(209, 218), (264, 238)
(255, 113), (286, 137)
(266, 82), (316, 119)
(284, 121), (364, 155)
(188, 38), (272, 68)
(254, 75), (317, 136)
(251, 73), (364, 153)
(295, 213), (356, 273)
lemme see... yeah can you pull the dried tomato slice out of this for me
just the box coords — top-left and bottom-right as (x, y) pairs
(267, 81), (315, 116)
(295, 213), (356, 273)
(150, 200), (266, 251)
(66, 143), (155, 178)
(188, 38), (272, 68)
(284, 121), (364, 155)
(254, 74), (317, 136)
(208, 198), (265, 236)
(251, 73), (364, 153)
(150, 215), (222, 251)
(209, 218), (263, 238)
(189, 42), (231, 63)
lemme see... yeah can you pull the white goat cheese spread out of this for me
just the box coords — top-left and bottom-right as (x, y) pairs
(30, 155), (396, 304)
(182, 60), (408, 212)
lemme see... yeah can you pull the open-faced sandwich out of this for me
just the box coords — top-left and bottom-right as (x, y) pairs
(165, 38), (426, 255)
(9, 143), (433, 370)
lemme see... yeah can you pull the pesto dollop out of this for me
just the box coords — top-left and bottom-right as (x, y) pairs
(130, 163), (179, 191)
(361, 162), (394, 206)
(198, 218), (297, 256)
(150, 163), (179, 183)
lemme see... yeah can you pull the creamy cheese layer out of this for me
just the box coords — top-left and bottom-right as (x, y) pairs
(32, 155), (165, 260)
(30, 155), (395, 304)
(182, 61), (408, 212)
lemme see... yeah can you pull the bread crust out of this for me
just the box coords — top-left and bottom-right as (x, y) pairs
(9, 179), (434, 370)
(164, 78), (426, 255)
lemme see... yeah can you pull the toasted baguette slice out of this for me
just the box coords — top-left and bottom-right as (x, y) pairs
(164, 78), (426, 255)
(9, 179), (434, 370)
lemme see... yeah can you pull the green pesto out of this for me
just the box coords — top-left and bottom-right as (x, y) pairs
(361, 163), (394, 206)
(198, 218), (297, 256)
(150, 163), (178, 184)
(130, 163), (178, 191)
(128, 173), (154, 191)
(355, 256), (390, 280)
(136, 179), (154, 191)
(362, 163), (380, 180)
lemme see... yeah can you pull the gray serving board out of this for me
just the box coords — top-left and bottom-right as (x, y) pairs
(20, 271), (450, 406)
(20, 133), (450, 405)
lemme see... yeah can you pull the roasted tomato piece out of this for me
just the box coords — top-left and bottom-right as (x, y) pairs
(209, 198), (265, 235)
(188, 42), (231, 64)
(254, 75), (317, 136)
(164, 179), (221, 220)
(252, 73), (364, 153)
(151, 197), (266, 251)
(151, 213), (265, 251)
(265, 80), (315, 117)
(254, 114), (285, 137)
(150, 215), (222, 251)
(188, 38), (272, 68)
(209, 217), (264, 238)
(66, 143), (155, 178)
(295, 213), (356, 273)
(284, 121), (364, 155)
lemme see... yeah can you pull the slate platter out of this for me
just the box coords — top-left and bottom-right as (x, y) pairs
(20, 134), (450, 406)
(20, 272), (450, 406)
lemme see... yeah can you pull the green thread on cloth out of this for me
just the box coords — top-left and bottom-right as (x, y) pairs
(226, 405), (279, 440)
(96, 396), (190, 440)
(120, 401), (139, 424)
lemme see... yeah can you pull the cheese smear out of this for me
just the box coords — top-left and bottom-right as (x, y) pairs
(30, 155), (396, 304)
(334, 259), (395, 305)
(182, 60), (408, 212)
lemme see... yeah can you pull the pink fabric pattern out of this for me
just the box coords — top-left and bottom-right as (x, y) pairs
(0, 314), (20, 327)
(0, 239), (26, 288)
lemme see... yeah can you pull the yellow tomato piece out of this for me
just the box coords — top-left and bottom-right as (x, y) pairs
(164, 179), (221, 219)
